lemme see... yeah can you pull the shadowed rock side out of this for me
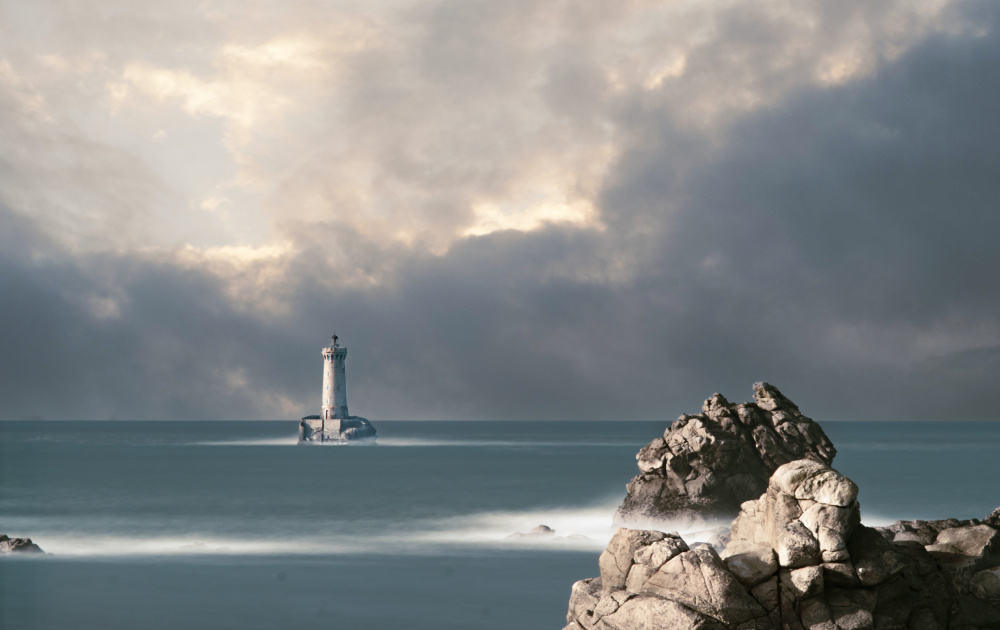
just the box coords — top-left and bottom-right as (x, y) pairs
(615, 383), (836, 529)
(566, 460), (1000, 630)
(0, 534), (43, 554)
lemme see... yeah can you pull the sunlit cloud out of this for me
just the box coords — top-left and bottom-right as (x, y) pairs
(36, 51), (107, 75)
(168, 242), (298, 317)
(465, 194), (600, 238)
(642, 54), (688, 90)
(0, 60), (48, 117)
(219, 37), (331, 71)
(816, 54), (872, 85)
(199, 195), (230, 212)
(119, 61), (291, 136)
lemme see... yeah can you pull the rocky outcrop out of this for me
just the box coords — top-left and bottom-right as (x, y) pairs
(516, 525), (557, 538)
(615, 383), (835, 528)
(507, 525), (593, 543)
(0, 534), (43, 554)
(298, 416), (377, 444)
(567, 460), (1000, 630)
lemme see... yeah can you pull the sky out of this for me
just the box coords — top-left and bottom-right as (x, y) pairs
(1, 0), (998, 421)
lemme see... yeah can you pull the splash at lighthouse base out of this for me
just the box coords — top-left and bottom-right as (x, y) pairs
(298, 416), (377, 444)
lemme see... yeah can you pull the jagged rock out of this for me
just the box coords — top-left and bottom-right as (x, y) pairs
(0, 534), (43, 554)
(626, 534), (691, 592)
(567, 577), (603, 629)
(565, 459), (1000, 630)
(508, 525), (593, 544)
(600, 529), (674, 593)
(984, 508), (1000, 529)
(508, 524), (557, 539)
(615, 383), (835, 528)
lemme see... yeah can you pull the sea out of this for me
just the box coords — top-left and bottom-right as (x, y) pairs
(1, 420), (999, 630)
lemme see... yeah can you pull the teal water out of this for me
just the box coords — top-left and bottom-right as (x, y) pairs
(1, 420), (998, 629)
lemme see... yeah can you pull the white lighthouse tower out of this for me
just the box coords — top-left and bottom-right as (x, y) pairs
(299, 333), (377, 444)
(322, 334), (349, 420)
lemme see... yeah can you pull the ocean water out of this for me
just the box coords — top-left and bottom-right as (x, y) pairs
(1, 420), (999, 630)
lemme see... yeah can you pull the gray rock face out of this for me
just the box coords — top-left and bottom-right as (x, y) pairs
(615, 383), (836, 528)
(566, 461), (1000, 630)
(298, 416), (377, 444)
(0, 534), (43, 554)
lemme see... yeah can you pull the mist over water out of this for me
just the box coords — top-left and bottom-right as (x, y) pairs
(2, 420), (999, 629)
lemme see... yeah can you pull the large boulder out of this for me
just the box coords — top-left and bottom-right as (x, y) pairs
(566, 463), (1000, 630)
(730, 459), (860, 568)
(615, 383), (835, 528)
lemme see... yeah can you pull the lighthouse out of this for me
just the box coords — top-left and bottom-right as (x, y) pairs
(322, 335), (349, 420)
(299, 334), (377, 444)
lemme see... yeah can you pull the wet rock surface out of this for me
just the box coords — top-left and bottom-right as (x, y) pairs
(615, 383), (836, 528)
(567, 461), (1000, 630)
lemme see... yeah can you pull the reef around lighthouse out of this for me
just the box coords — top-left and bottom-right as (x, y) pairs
(298, 416), (377, 444)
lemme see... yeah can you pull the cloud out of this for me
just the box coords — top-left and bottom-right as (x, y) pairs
(0, 0), (998, 421)
(0, 60), (174, 253)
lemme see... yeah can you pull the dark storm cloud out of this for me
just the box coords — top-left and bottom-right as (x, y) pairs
(2, 1), (1000, 421)
(589, 1), (1000, 418)
(0, 202), (268, 420)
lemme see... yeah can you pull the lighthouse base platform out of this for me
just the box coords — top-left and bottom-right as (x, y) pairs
(298, 416), (377, 444)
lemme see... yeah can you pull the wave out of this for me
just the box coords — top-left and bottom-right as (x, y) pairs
(834, 441), (1000, 451)
(377, 437), (637, 448)
(14, 506), (936, 560)
(14, 500), (752, 559)
(193, 437), (299, 446)
(191, 436), (638, 448)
